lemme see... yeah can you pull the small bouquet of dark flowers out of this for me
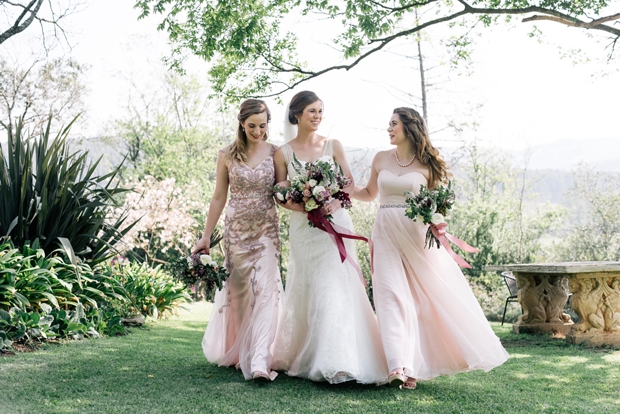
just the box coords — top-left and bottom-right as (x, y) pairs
(171, 253), (228, 297)
(404, 180), (455, 249)
(273, 153), (352, 227)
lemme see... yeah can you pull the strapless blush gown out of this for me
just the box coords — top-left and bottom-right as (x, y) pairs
(372, 169), (509, 381)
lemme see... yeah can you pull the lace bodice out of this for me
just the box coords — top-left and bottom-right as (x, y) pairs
(280, 139), (334, 179)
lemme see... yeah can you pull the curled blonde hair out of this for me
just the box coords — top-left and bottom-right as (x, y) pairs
(227, 99), (271, 164)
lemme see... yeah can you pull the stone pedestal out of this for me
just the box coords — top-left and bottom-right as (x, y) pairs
(566, 332), (620, 347)
(513, 321), (573, 335)
(488, 262), (620, 347)
(512, 271), (573, 334)
(566, 271), (620, 345)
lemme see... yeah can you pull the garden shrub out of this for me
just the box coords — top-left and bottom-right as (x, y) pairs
(101, 262), (191, 319)
(0, 238), (129, 350)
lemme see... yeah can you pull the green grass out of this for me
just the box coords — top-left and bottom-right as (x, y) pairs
(1, 302), (619, 414)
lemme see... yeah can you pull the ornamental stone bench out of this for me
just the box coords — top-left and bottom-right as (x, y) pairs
(487, 261), (620, 347)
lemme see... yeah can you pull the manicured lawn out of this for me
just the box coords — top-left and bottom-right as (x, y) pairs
(1, 302), (619, 413)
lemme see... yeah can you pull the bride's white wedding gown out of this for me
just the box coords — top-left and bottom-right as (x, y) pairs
(272, 139), (388, 384)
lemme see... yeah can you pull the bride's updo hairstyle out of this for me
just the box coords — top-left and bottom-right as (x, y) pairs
(287, 91), (322, 125)
(393, 107), (450, 187)
(228, 99), (271, 164)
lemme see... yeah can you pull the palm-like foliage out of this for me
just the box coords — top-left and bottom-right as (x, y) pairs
(0, 117), (135, 264)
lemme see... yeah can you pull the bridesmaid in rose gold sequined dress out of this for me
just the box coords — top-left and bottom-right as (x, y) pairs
(193, 100), (282, 382)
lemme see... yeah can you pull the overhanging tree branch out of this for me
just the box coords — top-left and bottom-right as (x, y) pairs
(136, 0), (620, 99)
(0, 0), (44, 44)
(0, 0), (80, 45)
(522, 12), (620, 35)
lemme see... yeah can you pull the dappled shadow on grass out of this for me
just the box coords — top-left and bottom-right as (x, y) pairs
(2, 317), (620, 413)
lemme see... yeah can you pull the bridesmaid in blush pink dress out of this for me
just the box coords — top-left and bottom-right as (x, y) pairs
(353, 107), (509, 390)
(193, 99), (282, 383)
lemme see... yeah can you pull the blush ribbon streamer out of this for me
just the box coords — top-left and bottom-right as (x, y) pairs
(430, 226), (479, 269)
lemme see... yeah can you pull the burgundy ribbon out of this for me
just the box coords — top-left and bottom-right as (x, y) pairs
(431, 226), (479, 269)
(307, 209), (370, 286)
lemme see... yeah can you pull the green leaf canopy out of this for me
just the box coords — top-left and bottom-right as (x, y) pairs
(134, 0), (620, 98)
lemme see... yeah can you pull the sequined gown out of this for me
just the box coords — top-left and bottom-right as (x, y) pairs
(202, 144), (283, 381)
(272, 140), (388, 384)
(372, 170), (509, 381)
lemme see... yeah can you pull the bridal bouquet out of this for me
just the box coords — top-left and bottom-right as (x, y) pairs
(404, 181), (455, 249)
(171, 253), (228, 295)
(273, 154), (352, 227)
(273, 154), (369, 286)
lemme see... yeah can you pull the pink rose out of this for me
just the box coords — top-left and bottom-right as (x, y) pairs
(302, 189), (311, 197)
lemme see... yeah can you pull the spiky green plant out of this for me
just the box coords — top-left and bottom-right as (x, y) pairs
(0, 116), (135, 265)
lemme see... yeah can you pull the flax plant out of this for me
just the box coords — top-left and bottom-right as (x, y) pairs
(0, 116), (135, 265)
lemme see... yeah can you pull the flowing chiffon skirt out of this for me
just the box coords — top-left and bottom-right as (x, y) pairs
(373, 171), (509, 381)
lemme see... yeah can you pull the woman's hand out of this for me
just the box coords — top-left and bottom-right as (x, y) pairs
(192, 237), (210, 255)
(320, 199), (342, 216)
(290, 202), (306, 212)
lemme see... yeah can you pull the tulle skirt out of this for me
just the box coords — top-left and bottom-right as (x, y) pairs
(372, 207), (509, 380)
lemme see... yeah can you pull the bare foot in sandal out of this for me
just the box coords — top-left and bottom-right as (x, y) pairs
(388, 368), (406, 388)
(403, 377), (417, 390)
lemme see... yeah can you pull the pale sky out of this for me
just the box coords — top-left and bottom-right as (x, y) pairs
(2, 0), (618, 153)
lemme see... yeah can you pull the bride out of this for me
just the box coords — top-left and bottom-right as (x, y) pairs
(271, 91), (388, 384)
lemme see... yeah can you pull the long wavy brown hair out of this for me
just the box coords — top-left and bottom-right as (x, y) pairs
(393, 107), (450, 187)
(227, 99), (271, 164)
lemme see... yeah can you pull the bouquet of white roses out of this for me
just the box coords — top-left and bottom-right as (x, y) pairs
(404, 181), (455, 249)
(273, 153), (352, 227)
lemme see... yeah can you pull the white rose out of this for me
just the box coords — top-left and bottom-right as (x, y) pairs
(312, 185), (326, 196)
(415, 214), (424, 223)
(276, 192), (285, 201)
(200, 254), (216, 267)
(308, 179), (317, 187)
(431, 213), (445, 225)
(328, 184), (340, 193)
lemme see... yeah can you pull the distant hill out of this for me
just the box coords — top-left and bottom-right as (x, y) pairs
(345, 137), (620, 208)
(4, 135), (614, 209)
(516, 138), (620, 172)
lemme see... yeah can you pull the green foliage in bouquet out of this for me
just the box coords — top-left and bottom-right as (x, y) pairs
(171, 253), (228, 301)
(0, 116), (136, 266)
(404, 181), (455, 248)
(170, 230), (227, 299)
